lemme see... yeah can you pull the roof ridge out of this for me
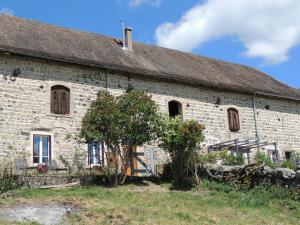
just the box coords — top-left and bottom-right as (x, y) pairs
(0, 14), (119, 41)
(0, 14), (266, 73)
(0, 14), (299, 101)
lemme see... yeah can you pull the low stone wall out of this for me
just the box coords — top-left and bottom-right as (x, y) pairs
(203, 164), (300, 189)
(258, 167), (300, 188)
(16, 175), (81, 188)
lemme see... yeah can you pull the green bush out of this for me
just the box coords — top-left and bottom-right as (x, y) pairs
(80, 90), (162, 185)
(253, 151), (275, 168)
(0, 176), (16, 194)
(223, 153), (244, 166)
(0, 161), (17, 194)
(199, 150), (244, 166)
(199, 151), (226, 164)
(201, 178), (299, 210)
(159, 116), (205, 185)
(281, 160), (296, 170)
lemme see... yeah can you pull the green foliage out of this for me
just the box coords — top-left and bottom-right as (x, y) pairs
(223, 153), (244, 166)
(79, 90), (162, 185)
(117, 90), (162, 146)
(199, 150), (244, 166)
(201, 179), (299, 210)
(253, 151), (275, 168)
(80, 90), (123, 147)
(199, 151), (225, 164)
(0, 166), (16, 194)
(159, 116), (205, 184)
(281, 160), (297, 170)
(0, 176), (16, 194)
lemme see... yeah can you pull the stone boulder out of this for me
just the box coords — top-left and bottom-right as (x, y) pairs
(274, 168), (296, 179)
(207, 164), (243, 173)
(262, 166), (274, 175)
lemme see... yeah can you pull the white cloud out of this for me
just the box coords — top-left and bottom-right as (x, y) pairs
(155, 0), (300, 65)
(129, 0), (161, 7)
(0, 8), (13, 15)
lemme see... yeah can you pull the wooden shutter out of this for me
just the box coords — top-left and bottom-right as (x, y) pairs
(51, 88), (59, 114)
(60, 88), (70, 114)
(51, 86), (70, 115)
(228, 108), (240, 132)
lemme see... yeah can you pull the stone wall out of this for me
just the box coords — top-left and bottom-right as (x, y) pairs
(16, 175), (80, 188)
(204, 164), (300, 189)
(0, 53), (300, 175)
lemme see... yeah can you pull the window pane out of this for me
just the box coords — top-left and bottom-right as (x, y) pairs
(33, 135), (51, 164)
(42, 157), (49, 163)
(88, 143), (93, 165)
(33, 135), (40, 161)
(94, 144), (101, 164)
(42, 136), (49, 157)
(33, 157), (39, 164)
(88, 143), (102, 165)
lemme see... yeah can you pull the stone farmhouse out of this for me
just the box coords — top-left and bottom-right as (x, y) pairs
(0, 15), (299, 175)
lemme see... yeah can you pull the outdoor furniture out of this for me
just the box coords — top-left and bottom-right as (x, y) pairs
(14, 159), (35, 175)
(46, 160), (68, 173)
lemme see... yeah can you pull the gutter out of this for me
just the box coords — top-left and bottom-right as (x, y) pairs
(252, 93), (259, 141)
(253, 93), (262, 152)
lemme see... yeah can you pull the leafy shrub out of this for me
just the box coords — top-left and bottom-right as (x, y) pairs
(201, 178), (299, 210)
(159, 117), (205, 185)
(223, 153), (244, 166)
(201, 178), (235, 193)
(160, 163), (173, 180)
(280, 160), (296, 170)
(0, 167), (16, 194)
(253, 151), (275, 168)
(0, 176), (16, 194)
(80, 90), (162, 185)
(199, 150), (244, 166)
(199, 151), (226, 164)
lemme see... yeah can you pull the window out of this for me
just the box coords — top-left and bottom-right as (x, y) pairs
(285, 151), (292, 160)
(51, 85), (70, 115)
(87, 143), (104, 166)
(33, 134), (51, 164)
(168, 100), (182, 118)
(227, 108), (240, 132)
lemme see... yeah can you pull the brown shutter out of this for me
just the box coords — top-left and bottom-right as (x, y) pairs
(228, 109), (233, 131)
(233, 112), (237, 131)
(234, 110), (240, 131)
(51, 89), (59, 114)
(51, 86), (70, 115)
(228, 108), (240, 132)
(60, 89), (70, 114)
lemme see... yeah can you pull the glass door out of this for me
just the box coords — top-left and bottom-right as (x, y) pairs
(33, 135), (51, 164)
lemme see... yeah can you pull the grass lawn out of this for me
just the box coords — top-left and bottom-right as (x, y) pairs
(0, 180), (299, 225)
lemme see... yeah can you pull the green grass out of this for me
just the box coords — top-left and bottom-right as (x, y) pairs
(0, 181), (299, 225)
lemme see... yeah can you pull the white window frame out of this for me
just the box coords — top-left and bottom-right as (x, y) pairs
(31, 131), (53, 166)
(87, 142), (105, 167)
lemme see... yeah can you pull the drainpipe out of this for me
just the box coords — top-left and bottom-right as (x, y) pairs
(252, 93), (259, 150)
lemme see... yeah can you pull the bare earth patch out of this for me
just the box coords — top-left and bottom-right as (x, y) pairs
(0, 202), (76, 225)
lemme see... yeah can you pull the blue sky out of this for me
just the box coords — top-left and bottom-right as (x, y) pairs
(0, 0), (299, 88)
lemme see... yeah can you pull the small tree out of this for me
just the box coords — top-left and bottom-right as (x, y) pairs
(159, 116), (205, 186)
(79, 90), (161, 186)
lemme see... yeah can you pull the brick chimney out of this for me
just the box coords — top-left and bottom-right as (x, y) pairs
(124, 27), (133, 50)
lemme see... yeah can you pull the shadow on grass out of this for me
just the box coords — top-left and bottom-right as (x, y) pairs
(80, 174), (173, 188)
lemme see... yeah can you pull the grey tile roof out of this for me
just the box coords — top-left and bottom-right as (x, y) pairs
(0, 14), (299, 100)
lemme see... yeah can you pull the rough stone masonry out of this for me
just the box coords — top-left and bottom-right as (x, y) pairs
(0, 53), (299, 175)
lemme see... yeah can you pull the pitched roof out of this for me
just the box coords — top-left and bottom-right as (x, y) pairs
(0, 14), (299, 101)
